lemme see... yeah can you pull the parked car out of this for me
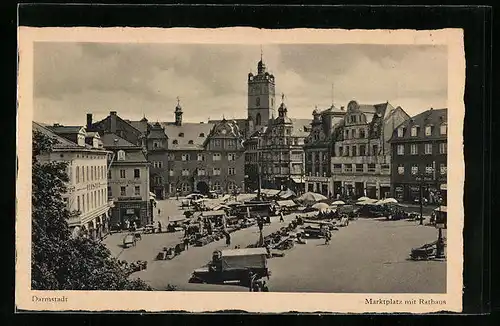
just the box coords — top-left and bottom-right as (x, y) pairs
(186, 193), (206, 200)
(189, 248), (270, 286)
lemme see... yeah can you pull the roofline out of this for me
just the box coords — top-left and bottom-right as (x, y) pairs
(51, 147), (112, 154)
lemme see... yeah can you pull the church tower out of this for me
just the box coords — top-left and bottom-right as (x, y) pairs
(174, 97), (183, 126)
(247, 51), (276, 129)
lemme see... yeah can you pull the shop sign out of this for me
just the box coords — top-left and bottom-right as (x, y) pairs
(126, 209), (135, 214)
(109, 180), (143, 185)
(87, 182), (103, 191)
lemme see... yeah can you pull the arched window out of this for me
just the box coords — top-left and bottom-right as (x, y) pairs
(188, 140), (194, 144)
(199, 133), (205, 137)
(256, 113), (262, 126)
(117, 150), (125, 161)
(256, 97), (260, 107)
(172, 140), (178, 145)
(178, 132), (184, 137)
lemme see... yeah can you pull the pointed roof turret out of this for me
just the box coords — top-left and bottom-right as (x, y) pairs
(175, 96), (182, 112)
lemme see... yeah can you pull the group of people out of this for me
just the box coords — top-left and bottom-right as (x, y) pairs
(248, 271), (269, 292)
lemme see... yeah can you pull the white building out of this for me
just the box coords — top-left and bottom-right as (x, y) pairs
(33, 122), (113, 239)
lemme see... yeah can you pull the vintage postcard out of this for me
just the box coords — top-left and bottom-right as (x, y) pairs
(16, 27), (465, 313)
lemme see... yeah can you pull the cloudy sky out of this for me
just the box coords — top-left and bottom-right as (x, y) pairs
(33, 42), (447, 125)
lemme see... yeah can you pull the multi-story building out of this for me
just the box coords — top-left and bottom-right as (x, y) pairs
(259, 96), (309, 193)
(330, 100), (410, 199)
(144, 121), (169, 199)
(388, 108), (448, 204)
(100, 133), (152, 228)
(303, 105), (346, 196)
(33, 122), (112, 239)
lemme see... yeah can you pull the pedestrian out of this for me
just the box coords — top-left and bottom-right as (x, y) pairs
(125, 220), (130, 231)
(279, 211), (284, 223)
(324, 230), (331, 245)
(158, 208), (161, 216)
(262, 281), (269, 292)
(157, 220), (162, 233)
(225, 233), (231, 246)
(248, 271), (255, 292)
(183, 236), (190, 250)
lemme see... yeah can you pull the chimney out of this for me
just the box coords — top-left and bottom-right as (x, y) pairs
(86, 113), (93, 129)
(110, 111), (117, 133)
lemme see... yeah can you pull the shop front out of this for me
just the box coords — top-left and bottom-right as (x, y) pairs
(111, 199), (150, 230)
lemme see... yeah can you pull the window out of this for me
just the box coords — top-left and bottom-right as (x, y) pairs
(188, 140), (194, 144)
(411, 126), (418, 137)
(117, 150), (126, 161)
(213, 181), (221, 191)
(197, 169), (206, 176)
(352, 129), (357, 138)
(76, 166), (80, 183)
(352, 145), (357, 156)
(228, 139), (236, 146)
(359, 129), (366, 139)
(228, 153), (236, 161)
(154, 176), (162, 185)
(169, 169), (174, 177)
(108, 170), (111, 179)
(350, 115), (356, 123)
(134, 169), (140, 178)
(338, 146), (343, 156)
(343, 164), (353, 173)
(381, 164), (390, 172)
(425, 126), (432, 136)
(214, 139), (221, 147)
(82, 166), (85, 181)
(228, 168), (235, 175)
(256, 97), (260, 106)
(256, 113), (262, 126)
(359, 145), (366, 156)
(182, 154), (190, 161)
(424, 143), (433, 155)
(134, 186), (140, 196)
(153, 161), (163, 168)
(77, 196), (80, 211)
(120, 186), (126, 196)
(108, 186), (111, 198)
(197, 154), (205, 161)
(440, 124), (447, 135)
(86, 193), (90, 209)
(172, 140), (178, 145)
(411, 165), (419, 175)
(397, 127), (404, 137)
(425, 164), (433, 174)
(344, 130), (349, 139)
(213, 153), (221, 161)
(345, 145), (349, 156)
(439, 143), (447, 154)
(182, 169), (190, 176)
(86, 166), (89, 181)
(333, 164), (342, 172)
(397, 145), (405, 155)
(153, 141), (160, 148)
(178, 132), (184, 137)
(440, 164), (447, 175)
(181, 183), (190, 192)
(355, 164), (363, 173)
(372, 145), (379, 156)
(367, 164), (376, 172)
(213, 168), (221, 176)
(120, 169), (126, 178)
(82, 194), (85, 213)
(398, 164), (405, 175)
(199, 133), (205, 137)
(410, 144), (418, 155)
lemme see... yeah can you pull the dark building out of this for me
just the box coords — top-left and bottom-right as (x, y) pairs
(303, 105), (346, 196)
(388, 108), (448, 204)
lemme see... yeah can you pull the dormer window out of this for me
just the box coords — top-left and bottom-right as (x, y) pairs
(199, 133), (205, 137)
(178, 132), (184, 137)
(411, 126), (418, 137)
(440, 124), (447, 135)
(397, 127), (404, 138)
(117, 150), (126, 161)
(153, 141), (161, 148)
(172, 140), (178, 145)
(425, 125), (432, 136)
(188, 140), (194, 144)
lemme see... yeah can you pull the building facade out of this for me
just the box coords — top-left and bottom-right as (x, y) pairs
(34, 122), (112, 240)
(330, 100), (410, 200)
(389, 108), (448, 204)
(303, 105), (346, 196)
(101, 133), (152, 228)
(259, 96), (309, 193)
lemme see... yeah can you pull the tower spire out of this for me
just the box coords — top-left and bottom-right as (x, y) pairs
(260, 45), (263, 61)
(176, 96), (180, 106)
(331, 83), (334, 107)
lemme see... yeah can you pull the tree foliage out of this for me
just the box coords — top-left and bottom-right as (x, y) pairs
(31, 130), (151, 290)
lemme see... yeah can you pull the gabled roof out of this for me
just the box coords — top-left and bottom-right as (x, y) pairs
(113, 149), (148, 163)
(160, 122), (215, 150)
(47, 125), (85, 134)
(290, 118), (311, 137)
(389, 108), (448, 142)
(33, 122), (80, 148)
(100, 132), (138, 148)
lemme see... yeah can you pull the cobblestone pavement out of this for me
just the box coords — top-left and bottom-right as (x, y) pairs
(103, 198), (445, 293)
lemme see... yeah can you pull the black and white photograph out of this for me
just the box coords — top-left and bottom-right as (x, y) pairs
(17, 27), (465, 313)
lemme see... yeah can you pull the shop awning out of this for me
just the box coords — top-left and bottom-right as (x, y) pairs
(290, 176), (305, 183)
